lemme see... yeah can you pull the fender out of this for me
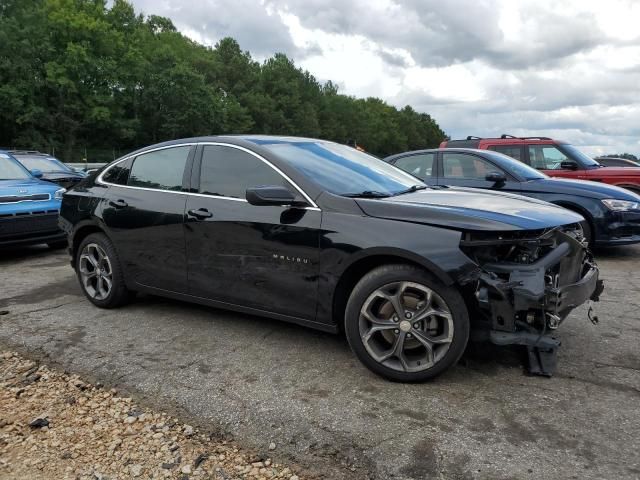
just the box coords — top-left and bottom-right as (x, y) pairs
(337, 246), (455, 286)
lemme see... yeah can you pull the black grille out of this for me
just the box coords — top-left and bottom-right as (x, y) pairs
(0, 193), (50, 203)
(0, 213), (59, 236)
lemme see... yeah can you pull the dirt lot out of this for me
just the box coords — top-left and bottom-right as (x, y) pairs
(0, 245), (639, 479)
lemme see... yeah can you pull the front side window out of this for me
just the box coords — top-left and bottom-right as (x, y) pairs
(487, 145), (523, 162)
(528, 145), (569, 170)
(0, 154), (31, 180)
(128, 146), (190, 191)
(442, 152), (498, 179)
(393, 153), (435, 179)
(199, 145), (294, 199)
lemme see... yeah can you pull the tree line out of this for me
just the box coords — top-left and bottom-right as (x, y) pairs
(0, 0), (447, 162)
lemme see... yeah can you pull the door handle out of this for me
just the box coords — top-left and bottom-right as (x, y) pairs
(109, 199), (128, 209)
(188, 208), (213, 220)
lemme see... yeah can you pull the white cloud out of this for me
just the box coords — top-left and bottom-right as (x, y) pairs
(128, 0), (640, 156)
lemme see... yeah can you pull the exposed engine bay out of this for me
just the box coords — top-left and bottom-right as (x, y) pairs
(460, 223), (604, 376)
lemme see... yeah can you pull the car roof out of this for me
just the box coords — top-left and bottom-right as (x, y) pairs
(118, 135), (340, 160)
(386, 147), (492, 160)
(443, 136), (569, 148)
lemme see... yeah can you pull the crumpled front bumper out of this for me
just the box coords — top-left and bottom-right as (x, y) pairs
(547, 263), (602, 314)
(473, 230), (603, 376)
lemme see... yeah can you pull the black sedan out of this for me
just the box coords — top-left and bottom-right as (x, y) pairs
(386, 148), (640, 247)
(10, 151), (86, 189)
(596, 157), (640, 168)
(59, 136), (602, 381)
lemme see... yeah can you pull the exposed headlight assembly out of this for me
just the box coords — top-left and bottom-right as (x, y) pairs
(54, 188), (66, 200)
(602, 198), (640, 211)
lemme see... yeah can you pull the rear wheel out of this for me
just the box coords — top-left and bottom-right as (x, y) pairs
(76, 233), (131, 308)
(344, 264), (469, 382)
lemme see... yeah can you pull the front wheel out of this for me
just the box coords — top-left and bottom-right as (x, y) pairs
(76, 233), (131, 308)
(344, 264), (470, 382)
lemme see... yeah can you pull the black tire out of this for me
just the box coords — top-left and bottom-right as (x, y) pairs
(47, 240), (68, 249)
(75, 232), (131, 308)
(579, 219), (593, 247)
(344, 264), (470, 382)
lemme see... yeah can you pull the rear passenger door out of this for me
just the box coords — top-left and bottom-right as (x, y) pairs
(438, 151), (522, 193)
(389, 153), (437, 185)
(100, 145), (194, 293)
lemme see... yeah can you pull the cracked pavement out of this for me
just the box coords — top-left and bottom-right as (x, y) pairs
(0, 245), (639, 479)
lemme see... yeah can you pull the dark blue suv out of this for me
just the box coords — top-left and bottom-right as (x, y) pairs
(0, 150), (67, 248)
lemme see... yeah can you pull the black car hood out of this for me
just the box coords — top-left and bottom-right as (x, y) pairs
(523, 177), (640, 201)
(356, 187), (584, 231)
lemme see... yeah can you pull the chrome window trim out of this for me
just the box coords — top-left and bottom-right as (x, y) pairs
(0, 193), (52, 204)
(198, 142), (319, 208)
(96, 141), (320, 210)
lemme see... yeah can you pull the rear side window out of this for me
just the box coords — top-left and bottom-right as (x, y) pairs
(488, 145), (523, 162)
(393, 153), (435, 179)
(199, 145), (294, 199)
(128, 146), (190, 191)
(102, 161), (131, 185)
(442, 152), (497, 179)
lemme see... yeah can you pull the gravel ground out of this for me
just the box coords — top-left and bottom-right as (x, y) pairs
(0, 245), (639, 479)
(0, 351), (304, 480)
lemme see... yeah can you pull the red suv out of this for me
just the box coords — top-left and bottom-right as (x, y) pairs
(440, 135), (640, 194)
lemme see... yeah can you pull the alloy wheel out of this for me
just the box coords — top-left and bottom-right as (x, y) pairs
(79, 243), (113, 300)
(358, 281), (454, 373)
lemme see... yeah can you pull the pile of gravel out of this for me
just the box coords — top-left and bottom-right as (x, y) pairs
(0, 351), (303, 479)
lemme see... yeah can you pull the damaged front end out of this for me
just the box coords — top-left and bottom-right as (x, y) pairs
(460, 223), (604, 376)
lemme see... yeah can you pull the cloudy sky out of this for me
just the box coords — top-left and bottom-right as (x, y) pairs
(130, 0), (640, 156)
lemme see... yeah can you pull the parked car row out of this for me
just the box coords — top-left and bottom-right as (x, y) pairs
(440, 135), (640, 194)
(385, 147), (640, 247)
(56, 135), (604, 382)
(7, 135), (639, 382)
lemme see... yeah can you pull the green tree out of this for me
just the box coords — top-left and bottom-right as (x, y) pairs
(0, 0), (447, 159)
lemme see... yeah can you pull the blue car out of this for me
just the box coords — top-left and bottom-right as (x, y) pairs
(385, 148), (640, 247)
(0, 150), (67, 248)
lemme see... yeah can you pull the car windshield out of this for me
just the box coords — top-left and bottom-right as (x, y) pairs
(254, 140), (425, 196)
(559, 144), (602, 168)
(0, 153), (32, 180)
(15, 155), (72, 173)
(483, 151), (548, 180)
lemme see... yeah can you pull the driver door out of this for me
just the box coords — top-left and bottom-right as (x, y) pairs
(184, 144), (322, 321)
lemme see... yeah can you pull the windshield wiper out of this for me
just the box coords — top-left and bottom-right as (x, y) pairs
(392, 185), (428, 196)
(342, 190), (391, 198)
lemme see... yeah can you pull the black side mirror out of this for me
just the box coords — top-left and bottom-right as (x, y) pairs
(560, 160), (578, 170)
(246, 185), (300, 206)
(485, 171), (507, 183)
